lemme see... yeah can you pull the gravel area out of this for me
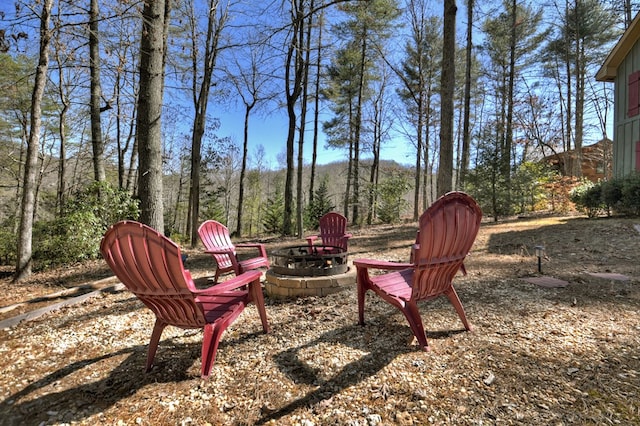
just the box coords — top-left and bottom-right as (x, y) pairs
(1, 215), (639, 425)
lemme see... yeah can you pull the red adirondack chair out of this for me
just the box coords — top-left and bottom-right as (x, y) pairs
(100, 220), (270, 378)
(198, 220), (270, 283)
(354, 191), (482, 351)
(306, 212), (352, 253)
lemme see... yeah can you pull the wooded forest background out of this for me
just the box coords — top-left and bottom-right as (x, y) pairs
(0, 0), (633, 281)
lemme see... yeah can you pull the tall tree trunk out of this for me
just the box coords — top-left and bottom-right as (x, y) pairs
(54, 36), (69, 215)
(283, 0), (305, 236)
(573, 2), (584, 177)
(57, 96), (68, 215)
(89, 0), (106, 183)
(504, 0), (516, 204)
(309, 10), (323, 205)
(344, 120), (354, 217)
(437, 0), (456, 196)
(188, 0), (226, 245)
(352, 29), (368, 225)
(422, 140), (429, 209)
(564, 0), (573, 175)
(460, 0), (473, 188)
(413, 92), (423, 220)
(368, 76), (384, 225)
(236, 103), (253, 237)
(624, 0), (632, 27)
(296, 0), (313, 238)
(136, 0), (170, 231)
(15, 0), (53, 282)
(188, 110), (204, 242)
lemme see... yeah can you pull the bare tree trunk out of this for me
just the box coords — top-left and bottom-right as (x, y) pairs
(564, 0), (573, 175)
(624, 0), (632, 27)
(460, 0), (473, 188)
(187, 0), (227, 245)
(53, 27), (69, 215)
(367, 73), (385, 225)
(89, 0), (106, 183)
(413, 97), (423, 220)
(284, 0), (305, 236)
(437, 0), (456, 196)
(352, 30), (367, 225)
(116, 51), (138, 192)
(236, 103), (254, 237)
(573, 2), (584, 178)
(14, 0), (53, 282)
(422, 141), (429, 209)
(504, 0), (516, 204)
(136, 0), (170, 231)
(344, 127), (354, 217)
(309, 10), (323, 204)
(296, 0), (313, 238)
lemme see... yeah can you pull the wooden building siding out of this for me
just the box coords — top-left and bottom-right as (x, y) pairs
(541, 139), (612, 182)
(596, 12), (640, 178)
(615, 38), (640, 177)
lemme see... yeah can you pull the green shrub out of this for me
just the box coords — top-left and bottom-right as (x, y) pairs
(601, 179), (623, 216)
(620, 172), (640, 216)
(570, 180), (605, 218)
(68, 181), (140, 229)
(33, 210), (102, 268)
(0, 218), (16, 265)
(32, 181), (139, 268)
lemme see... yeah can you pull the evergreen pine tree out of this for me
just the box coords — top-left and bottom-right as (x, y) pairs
(305, 178), (336, 230)
(263, 187), (285, 235)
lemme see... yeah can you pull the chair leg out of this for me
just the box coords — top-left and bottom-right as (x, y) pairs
(446, 286), (472, 331)
(146, 318), (167, 372)
(201, 323), (224, 378)
(356, 268), (368, 325)
(249, 280), (270, 333)
(402, 301), (430, 351)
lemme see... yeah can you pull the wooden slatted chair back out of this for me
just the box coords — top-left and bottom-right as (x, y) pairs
(318, 212), (350, 250)
(101, 220), (207, 328)
(411, 192), (482, 301)
(197, 220), (236, 271)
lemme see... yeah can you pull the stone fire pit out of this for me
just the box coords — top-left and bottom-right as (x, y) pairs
(265, 245), (356, 298)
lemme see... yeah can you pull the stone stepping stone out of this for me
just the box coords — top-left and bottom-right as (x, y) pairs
(586, 272), (630, 281)
(521, 276), (570, 288)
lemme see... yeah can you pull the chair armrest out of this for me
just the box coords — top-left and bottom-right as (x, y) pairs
(306, 235), (319, 244)
(409, 243), (419, 263)
(235, 243), (268, 258)
(204, 246), (241, 272)
(353, 258), (413, 271)
(204, 246), (236, 255)
(235, 243), (264, 249)
(193, 270), (263, 295)
(183, 269), (199, 291)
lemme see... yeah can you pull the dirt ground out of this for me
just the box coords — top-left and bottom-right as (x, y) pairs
(1, 214), (639, 425)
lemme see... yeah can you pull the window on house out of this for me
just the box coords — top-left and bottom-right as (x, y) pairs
(629, 71), (640, 117)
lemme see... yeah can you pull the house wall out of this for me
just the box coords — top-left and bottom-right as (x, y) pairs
(615, 38), (640, 177)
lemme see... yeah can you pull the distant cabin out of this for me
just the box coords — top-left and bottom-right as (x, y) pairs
(596, 12), (640, 178)
(541, 138), (613, 183)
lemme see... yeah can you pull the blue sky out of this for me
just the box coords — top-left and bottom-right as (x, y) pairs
(0, 1), (417, 171)
(214, 108), (416, 170)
